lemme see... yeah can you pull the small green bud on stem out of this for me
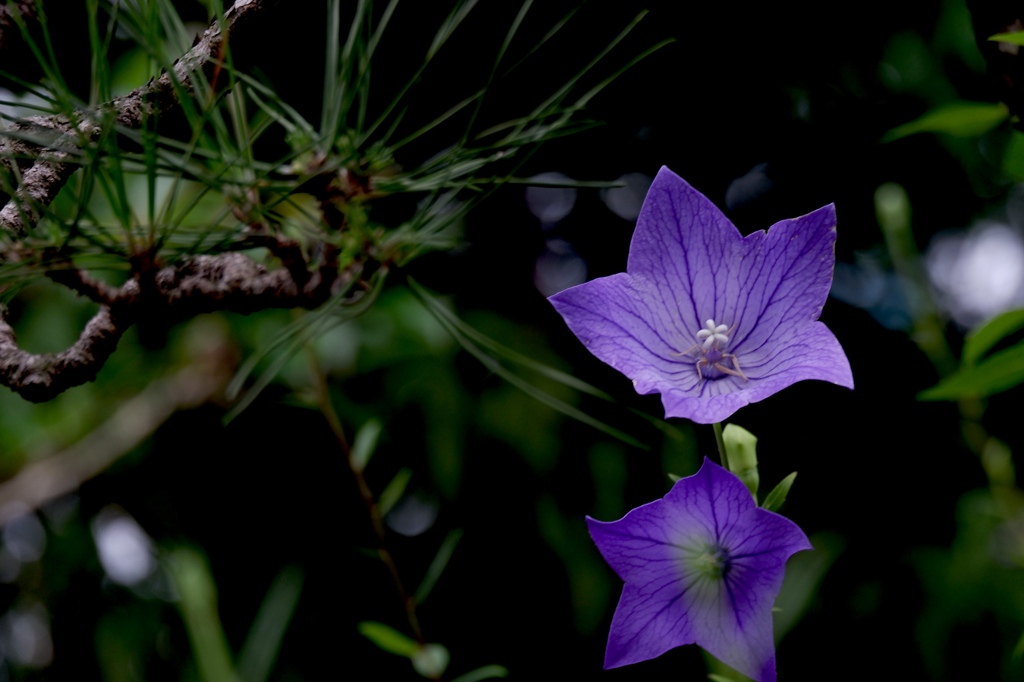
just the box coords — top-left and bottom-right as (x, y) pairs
(722, 423), (759, 499)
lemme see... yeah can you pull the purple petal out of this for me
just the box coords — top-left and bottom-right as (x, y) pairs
(627, 166), (755, 341)
(549, 166), (853, 423)
(588, 459), (811, 681)
(661, 323), (852, 423)
(550, 273), (697, 397)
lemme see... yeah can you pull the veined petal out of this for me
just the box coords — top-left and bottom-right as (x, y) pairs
(549, 165), (853, 423)
(587, 459), (811, 681)
(729, 204), (840, 354)
(549, 272), (700, 395)
(661, 322), (852, 423)
(626, 167), (743, 339)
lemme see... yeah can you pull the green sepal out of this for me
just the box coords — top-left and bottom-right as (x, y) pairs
(722, 424), (759, 498)
(761, 472), (798, 513)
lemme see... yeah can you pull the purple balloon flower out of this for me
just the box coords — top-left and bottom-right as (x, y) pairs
(549, 166), (853, 423)
(587, 458), (811, 681)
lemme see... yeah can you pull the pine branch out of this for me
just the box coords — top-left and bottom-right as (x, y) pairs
(0, 0), (355, 401)
(0, 304), (128, 402)
(0, 246), (356, 402)
(0, 0), (290, 238)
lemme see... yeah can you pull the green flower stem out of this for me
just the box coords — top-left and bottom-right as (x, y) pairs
(306, 343), (426, 646)
(713, 422), (729, 470)
(876, 182), (956, 377)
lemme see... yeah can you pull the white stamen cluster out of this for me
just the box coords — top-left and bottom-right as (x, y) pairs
(696, 319), (729, 349)
(674, 318), (748, 382)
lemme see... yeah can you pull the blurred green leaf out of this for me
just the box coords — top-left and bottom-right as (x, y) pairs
(914, 489), (1024, 676)
(351, 419), (383, 472)
(409, 279), (646, 449)
(414, 529), (463, 605)
(919, 342), (1024, 400)
(479, 379), (561, 473)
(962, 308), (1024, 366)
(882, 101), (1009, 142)
(1014, 627), (1024, 661)
(95, 603), (165, 682)
(935, 0), (986, 73)
(537, 495), (610, 634)
(1002, 130), (1024, 181)
(450, 665), (509, 682)
(357, 621), (418, 658)
(168, 547), (240, 682)
(989, 31), (1024, 46)
(413, 282), (609, 399)
(773, 532), (844, 638)
(589, 442), (627, 521)
(761, 472), (797, 513)
(378, 468), (413, 517)
(237, 565), (303, 682)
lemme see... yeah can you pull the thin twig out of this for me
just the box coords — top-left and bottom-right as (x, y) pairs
(45, 263), (122, 305)
(307, 345), (427, 646)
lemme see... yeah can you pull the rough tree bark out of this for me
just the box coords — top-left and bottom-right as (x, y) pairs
(0, 0), (367, 402)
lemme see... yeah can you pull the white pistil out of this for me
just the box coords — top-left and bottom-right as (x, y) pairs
(696, 319), (729, 349)
(676, 318), (749, 383)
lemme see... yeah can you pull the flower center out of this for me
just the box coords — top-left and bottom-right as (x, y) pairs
(692, 542), (731, 580)
(682, 319), (748, 383)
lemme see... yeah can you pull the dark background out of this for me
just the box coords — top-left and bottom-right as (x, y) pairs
(2, 0), (1023, 680)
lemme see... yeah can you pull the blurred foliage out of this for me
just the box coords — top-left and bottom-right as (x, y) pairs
(1, 0), (1024, 680)
(920, 308), (1024, 399)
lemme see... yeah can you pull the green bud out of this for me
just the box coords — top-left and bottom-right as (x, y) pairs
(874, 182), (911, 238)
(722, 424), (759, 498)
(412, 644), (450, 678)
(982, 437), (1015, 487)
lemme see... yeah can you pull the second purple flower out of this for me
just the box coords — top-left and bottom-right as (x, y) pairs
(588, 458), (811, 681)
